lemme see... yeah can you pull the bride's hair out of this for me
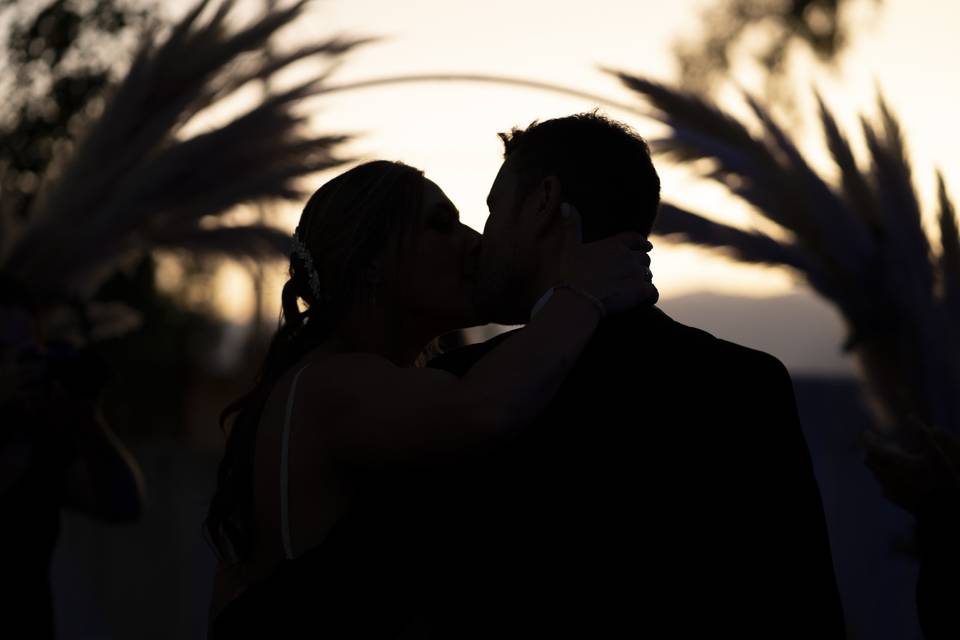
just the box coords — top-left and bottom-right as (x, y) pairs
(204, 160), (425, 565)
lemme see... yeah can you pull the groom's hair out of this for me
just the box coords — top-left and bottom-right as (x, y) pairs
(498, 110), (660, 241)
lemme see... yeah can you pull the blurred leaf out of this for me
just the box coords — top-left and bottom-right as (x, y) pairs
(1, 0), (365, 300)
(673, 0), (883, 106)
(612, 70), (960, 437)
(152, 223), (293, 260)
(937, 172), (960, 314)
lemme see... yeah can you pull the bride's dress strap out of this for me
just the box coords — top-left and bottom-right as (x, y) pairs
(281, 361), (313, 561)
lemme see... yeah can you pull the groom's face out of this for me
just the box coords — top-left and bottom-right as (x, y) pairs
(477, 156), (542, 325)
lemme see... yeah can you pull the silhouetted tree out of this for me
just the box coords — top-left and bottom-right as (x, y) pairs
(608, 72), (959, 441)
(674, 0), (883, 106)
(0, 0), (367, 437)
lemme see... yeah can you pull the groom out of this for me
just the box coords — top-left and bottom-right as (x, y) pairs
(332, 113), (845, 637)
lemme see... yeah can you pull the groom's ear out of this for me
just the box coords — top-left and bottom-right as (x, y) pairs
(537, 175), (562, 214)
(534, 175), (563, 234)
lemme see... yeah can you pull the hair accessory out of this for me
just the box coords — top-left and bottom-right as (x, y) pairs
(291, 227), (323, 303)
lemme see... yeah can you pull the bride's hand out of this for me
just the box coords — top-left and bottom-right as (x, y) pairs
(540, 202), (658, 315)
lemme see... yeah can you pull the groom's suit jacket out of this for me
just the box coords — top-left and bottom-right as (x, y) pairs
(323, 305), (847, 638)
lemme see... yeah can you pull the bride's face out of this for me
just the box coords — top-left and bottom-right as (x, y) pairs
(392, 178), (483, 335)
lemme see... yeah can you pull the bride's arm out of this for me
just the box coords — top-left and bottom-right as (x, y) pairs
(313, 198), (654, 467)
(318, 286), (605, 466)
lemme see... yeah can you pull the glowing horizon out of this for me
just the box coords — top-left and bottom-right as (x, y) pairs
(164, 0), (960, 324)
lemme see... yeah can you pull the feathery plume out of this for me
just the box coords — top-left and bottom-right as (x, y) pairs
(610, 69), (960, 437)
(1, 0), (365, 301)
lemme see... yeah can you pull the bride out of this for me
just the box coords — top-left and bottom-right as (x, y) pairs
(204, 159), (656, 637)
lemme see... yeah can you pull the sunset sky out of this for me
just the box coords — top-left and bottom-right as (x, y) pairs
(166, 0), (960, 325)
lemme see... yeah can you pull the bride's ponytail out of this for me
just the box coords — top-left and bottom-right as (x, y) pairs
(203, 276), (324, 565)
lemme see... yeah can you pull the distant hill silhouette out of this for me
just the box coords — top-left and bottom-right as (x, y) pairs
(658, 290), (855, 376)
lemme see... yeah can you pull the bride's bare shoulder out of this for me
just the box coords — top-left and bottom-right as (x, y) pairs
(298, 353), (395, 388)
(301, 352), (453, 391)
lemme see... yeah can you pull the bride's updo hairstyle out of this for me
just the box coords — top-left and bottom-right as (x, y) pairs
(204, 160), (425, 565)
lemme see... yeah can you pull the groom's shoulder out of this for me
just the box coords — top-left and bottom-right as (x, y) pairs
(599, 305), (787, 375)
(427, 306), (788, 380)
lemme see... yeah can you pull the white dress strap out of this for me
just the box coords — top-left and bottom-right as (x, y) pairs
(281, 362), (312, 561)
